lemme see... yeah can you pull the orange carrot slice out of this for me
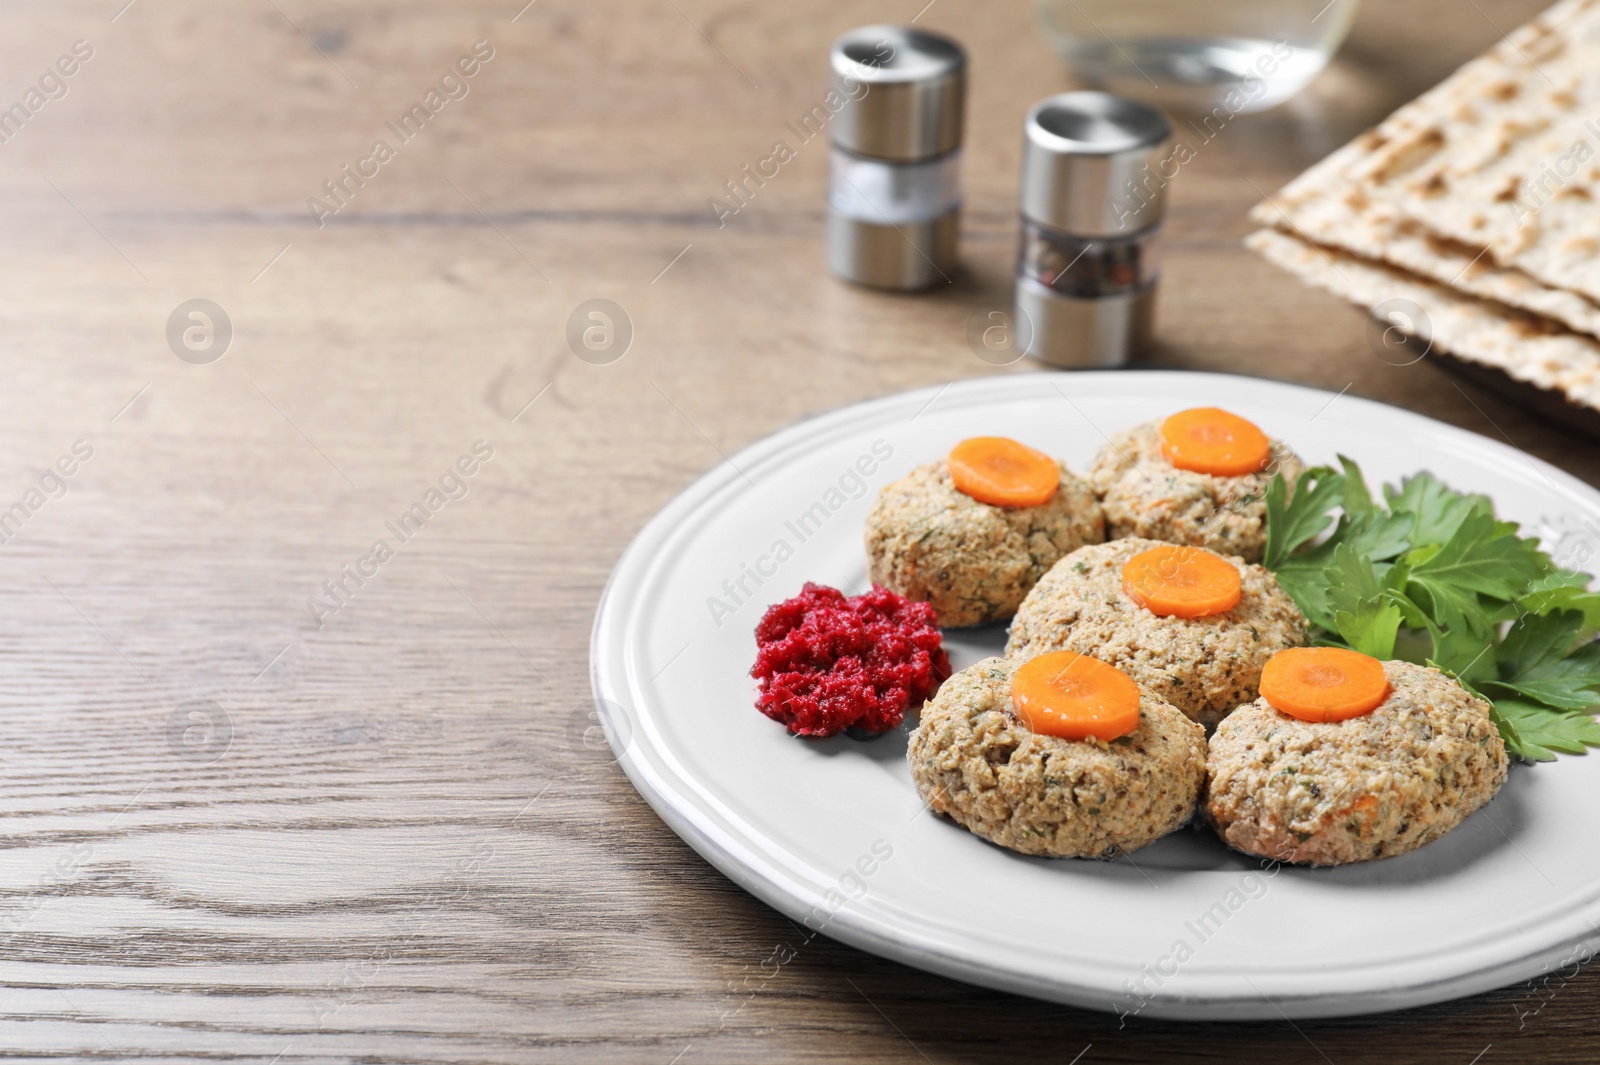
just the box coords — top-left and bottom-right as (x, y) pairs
(1259, 647), (1392, 723)
(1010, 651), (1141, 742)
(948, 437), (1059, 508)
(1158, 408), (1272, 477)
(1121, 545), (1242, 619)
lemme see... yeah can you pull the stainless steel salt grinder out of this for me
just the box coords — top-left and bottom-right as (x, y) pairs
(827, 25), (966, 291)
(1015, 92), (1173, 367)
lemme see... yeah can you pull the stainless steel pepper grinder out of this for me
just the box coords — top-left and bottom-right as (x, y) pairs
(827, 25), (966, 291)
(1014, 91), (1173, 367)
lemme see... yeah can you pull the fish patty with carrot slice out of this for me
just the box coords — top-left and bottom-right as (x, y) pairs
(1205, 659), (1508, 866)
(909, 655), (1205, 858)
(1088, 414), (1302, 563)
(1006, 538), (1308, 730)
(865, 448), (1104, 628)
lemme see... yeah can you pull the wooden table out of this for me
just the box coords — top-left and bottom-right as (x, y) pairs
(2, 0), (1595, 1061)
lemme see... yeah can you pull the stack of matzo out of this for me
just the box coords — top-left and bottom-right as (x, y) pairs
(1247, 0), (1600, 413)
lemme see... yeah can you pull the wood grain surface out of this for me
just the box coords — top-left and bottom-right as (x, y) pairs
(1, 0), (1596, 1061)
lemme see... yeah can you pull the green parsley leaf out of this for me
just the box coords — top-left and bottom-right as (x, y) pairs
(1263, 466), (1343, 569)
(1494, 698), (1600, 761)
(1325, 544), (1401, 659)
(1520, 569), (1600, 628)
(1484, 611), (1600, 711)
(1272, 564), (1337, 633)
(1404, 510), (1547, 636)
(1324, 542), (1381, 610)
(1496, 609), (1584, 678)
(1337, 454), (1376, 519)
(1264, 466), (1411, 631)
(1333, 605), (1402, 660)
(1422, 610), (1497, 682)
(1340, 509), (1414, 564)
(1384, 472), (1493, 546)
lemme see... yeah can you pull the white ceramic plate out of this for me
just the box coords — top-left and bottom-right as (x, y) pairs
(590, 371), (1600, 1020)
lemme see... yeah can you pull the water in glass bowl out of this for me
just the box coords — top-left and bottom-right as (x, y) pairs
(1035, 0), (1360, 114)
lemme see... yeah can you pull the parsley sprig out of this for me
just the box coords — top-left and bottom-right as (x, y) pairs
(1263, 458), (1600, 762)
